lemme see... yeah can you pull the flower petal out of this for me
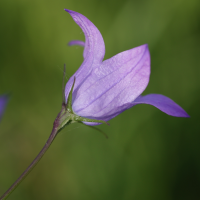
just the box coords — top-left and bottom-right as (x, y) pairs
(132, 94), (190, 117)
(64, 9), (105, 101)
(73, 44), (150, 120)
(0, 95), (8, 121)
(68, 40), (85, 47)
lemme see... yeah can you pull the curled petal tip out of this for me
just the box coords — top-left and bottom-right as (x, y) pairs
(143, 44), (148, 47)
(64, 9), (70, 13)
(133, 94), (190, 118)
(68, 40), (85, 47)
(142, 44), (149, 52)
(64, 9), (77, 15)
(182, 112), (190, 118)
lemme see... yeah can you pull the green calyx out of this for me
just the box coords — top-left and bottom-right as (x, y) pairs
(56, 67), (109, 137)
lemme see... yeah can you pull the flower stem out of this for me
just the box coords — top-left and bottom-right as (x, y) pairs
(0, 116), (60, 200)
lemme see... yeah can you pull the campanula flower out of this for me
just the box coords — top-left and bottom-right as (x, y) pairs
(64, 9), (189, 125)
(0, 95), (8, 121)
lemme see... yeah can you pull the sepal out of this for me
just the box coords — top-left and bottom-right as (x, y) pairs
(56, 69), (108, 136)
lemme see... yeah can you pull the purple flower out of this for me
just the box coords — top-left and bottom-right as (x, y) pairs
(0, 95), (8, 121)
(64, 9), (189, 125)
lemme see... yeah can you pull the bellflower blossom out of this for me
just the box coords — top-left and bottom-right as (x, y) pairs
(0, 95), (8, 121)
(64, 9), (189, 125)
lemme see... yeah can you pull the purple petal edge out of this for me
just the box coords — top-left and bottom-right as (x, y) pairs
(68, 40), (85, 47)
(0, 95), (8, 121)
(133, 94), (190, 117)
(64, 8), (106, 105)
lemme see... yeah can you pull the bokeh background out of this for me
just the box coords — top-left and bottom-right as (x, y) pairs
(0, 0), (199, 199)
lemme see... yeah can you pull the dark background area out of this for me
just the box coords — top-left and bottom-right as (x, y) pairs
(0, 0), (199, 199)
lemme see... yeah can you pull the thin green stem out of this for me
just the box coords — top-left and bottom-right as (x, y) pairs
(0, 119), (59, 200)
(0, 64), (109, 199)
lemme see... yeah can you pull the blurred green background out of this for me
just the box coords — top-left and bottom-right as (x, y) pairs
(0, 0), (199, 199)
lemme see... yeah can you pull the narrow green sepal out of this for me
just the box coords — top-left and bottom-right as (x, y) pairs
(76, 116), (110, 126)
(57, 113), (72, 133)
(66, 76), (76, 112)
(78, 122), (108, 138)
(58, 72), (109, 136)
